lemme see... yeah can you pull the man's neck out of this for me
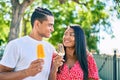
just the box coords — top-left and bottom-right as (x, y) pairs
(29, 33), (42, 41)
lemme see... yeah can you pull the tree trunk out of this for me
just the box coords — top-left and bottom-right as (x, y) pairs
(8, 0), (78, 41)
(8, 5), (23, 41)
(23, 19), (28, 36)
(8, 0), (35, 41)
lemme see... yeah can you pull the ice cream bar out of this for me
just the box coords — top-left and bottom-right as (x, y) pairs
(37, 44), (45, 58)
(57, 43), (65, 57)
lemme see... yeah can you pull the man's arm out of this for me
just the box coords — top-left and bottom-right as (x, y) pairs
(0, 59), (44, 80)
(0, 65), (27, 80)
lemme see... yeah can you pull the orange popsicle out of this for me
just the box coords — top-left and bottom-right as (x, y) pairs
(37, 44), (45, 58)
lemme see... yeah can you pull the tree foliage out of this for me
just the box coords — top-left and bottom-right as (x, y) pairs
(0, 0), (114, 53)
(0, 0), (11, 45)
(40, 0), (110, 52)
(113, 0), (120, 18)
(8, 0), (35, 41)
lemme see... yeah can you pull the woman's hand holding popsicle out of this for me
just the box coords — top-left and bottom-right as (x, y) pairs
(57, 43), (65, 57)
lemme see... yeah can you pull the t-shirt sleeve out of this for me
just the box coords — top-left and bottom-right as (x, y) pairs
(87, 54), (99, 80)
(0, 41), (20, 68)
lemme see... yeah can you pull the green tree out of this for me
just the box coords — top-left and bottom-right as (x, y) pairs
(41, 0), (110, 53)
(114, 0), (120, 18)
(0, 0), (11, 45)
(0, 0), (113, 53)
(8, 0), (35, 41)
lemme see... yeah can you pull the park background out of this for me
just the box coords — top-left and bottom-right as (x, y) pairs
(0, 0), (120, 80)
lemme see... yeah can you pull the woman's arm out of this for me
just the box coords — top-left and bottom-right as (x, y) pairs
(49, 66), (58, 80)
(88, 78), (94, 80)
(49, 55), (64, 80)
(87, 53), (99, 80)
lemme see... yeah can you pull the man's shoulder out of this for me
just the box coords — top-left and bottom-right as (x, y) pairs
(8, 36), (28, 45)
(42, 41), (55, 49)
(42, 41), (52, 46)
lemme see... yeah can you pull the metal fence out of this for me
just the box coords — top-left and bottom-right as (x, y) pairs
(93, 53), (120, 80)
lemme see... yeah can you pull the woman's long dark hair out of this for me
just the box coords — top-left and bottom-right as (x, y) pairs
(70, 25), (88, 80)
(58, 25), (88, 80)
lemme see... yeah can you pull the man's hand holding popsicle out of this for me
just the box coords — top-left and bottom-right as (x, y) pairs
(27, 44), (45, 75)
(23, 44), (45, 77)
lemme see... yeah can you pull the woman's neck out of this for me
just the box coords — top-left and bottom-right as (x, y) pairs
(65, 48), (77, 69)
(65, 47), (77, 61)
(66, 47), (75, 57)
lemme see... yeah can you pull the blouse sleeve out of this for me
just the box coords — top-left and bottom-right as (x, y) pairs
(87, 53), (99, 80)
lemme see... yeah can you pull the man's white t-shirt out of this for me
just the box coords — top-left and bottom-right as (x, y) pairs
(0, 35), (55, 80)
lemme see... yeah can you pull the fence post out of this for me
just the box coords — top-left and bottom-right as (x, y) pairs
(113, 50), (117, 80)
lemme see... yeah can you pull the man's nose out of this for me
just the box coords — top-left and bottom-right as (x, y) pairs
(51, 26), (54, 32)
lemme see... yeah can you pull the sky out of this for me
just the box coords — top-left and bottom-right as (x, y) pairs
(98, 0), (120, 54)
(99, 18), (120, 54)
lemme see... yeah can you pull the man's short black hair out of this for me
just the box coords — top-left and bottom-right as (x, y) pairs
(31, 7), (53, 27)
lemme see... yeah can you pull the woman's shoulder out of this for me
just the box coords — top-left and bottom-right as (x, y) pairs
(86, 51), (96, 63)
(87, 51), (93, 58)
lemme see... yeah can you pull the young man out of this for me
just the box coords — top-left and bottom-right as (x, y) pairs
(0, 7), (55, 80)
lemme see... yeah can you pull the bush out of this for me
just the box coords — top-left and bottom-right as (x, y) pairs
(0, 44), (6, 60)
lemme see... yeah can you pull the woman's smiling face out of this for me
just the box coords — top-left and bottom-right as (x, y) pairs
(63, 27), (75, 48)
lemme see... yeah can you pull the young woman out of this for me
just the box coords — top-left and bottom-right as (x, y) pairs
(49, 25), (99, 80)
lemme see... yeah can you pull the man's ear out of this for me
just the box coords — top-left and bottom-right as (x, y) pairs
(34, 20), (40, 28)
